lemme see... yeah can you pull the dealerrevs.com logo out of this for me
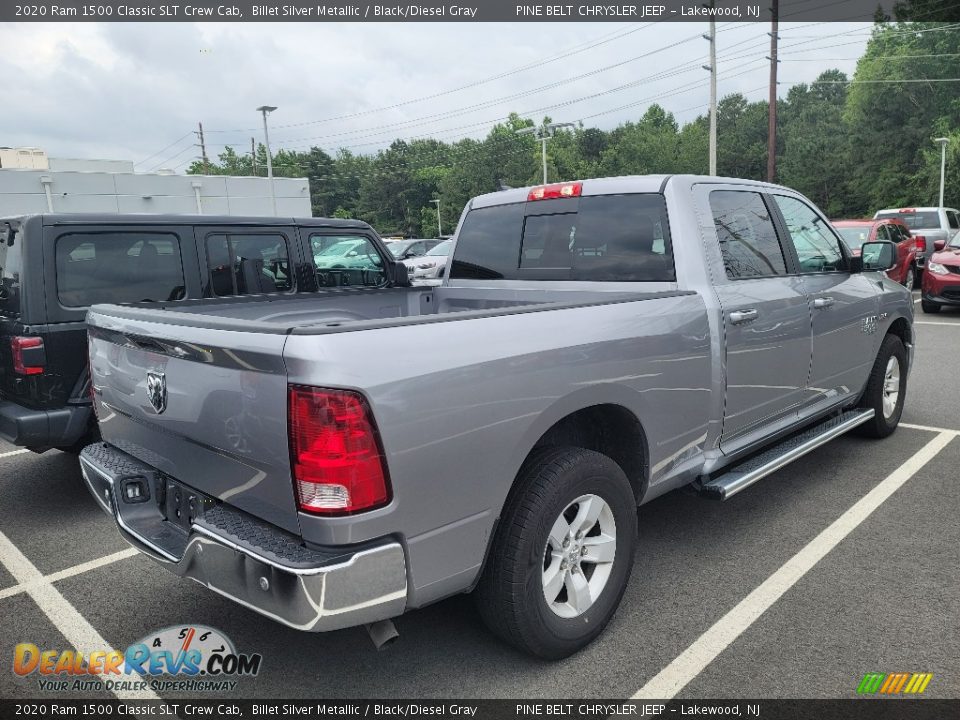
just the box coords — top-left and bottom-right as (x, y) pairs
(13, 625), (262, 693)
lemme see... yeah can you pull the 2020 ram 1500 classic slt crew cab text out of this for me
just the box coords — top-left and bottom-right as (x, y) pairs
(80, 176), (913, 659)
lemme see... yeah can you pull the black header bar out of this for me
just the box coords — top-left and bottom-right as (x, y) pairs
(3, 0), (916, 24)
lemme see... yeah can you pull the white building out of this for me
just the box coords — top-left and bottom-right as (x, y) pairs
(0, 147), (312, 217)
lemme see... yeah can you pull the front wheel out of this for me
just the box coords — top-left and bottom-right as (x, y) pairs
(476, 447), (637, 659)
(856, 334), (907, 438)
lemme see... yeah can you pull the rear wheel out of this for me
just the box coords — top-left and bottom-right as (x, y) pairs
(856, 334), (907, 439)
(476, 447), (637, 659)
(902, 265), (915, 289)
(921, 299), (941, 314)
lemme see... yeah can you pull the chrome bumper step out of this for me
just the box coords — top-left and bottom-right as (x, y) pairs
(700, 409), (876, 500)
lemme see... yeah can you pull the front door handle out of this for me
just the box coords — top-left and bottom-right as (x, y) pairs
(813, 296), (835, 309)
(729, 309), (759, 324)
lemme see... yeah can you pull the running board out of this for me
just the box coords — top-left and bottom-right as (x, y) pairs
(700, 409), (876, 500)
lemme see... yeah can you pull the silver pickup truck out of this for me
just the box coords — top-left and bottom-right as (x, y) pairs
(80, 175), (913, 659)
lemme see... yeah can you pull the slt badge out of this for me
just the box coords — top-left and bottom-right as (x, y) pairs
(146, 371), (167, 414)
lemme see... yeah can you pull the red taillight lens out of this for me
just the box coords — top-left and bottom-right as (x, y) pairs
(914, 235), (926, 252)
(288, 385), (390, 515)
(11, 336), (44, 376)
(527, 181), (582, 202)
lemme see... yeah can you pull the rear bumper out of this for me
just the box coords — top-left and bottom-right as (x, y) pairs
(0, 400), (91, 447)
(79, 443), (408, 632)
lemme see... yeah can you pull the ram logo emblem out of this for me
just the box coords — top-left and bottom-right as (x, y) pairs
(146, 371), (167, 414)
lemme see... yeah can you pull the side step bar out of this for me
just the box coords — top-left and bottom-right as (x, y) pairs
(700, 409), (876, 500)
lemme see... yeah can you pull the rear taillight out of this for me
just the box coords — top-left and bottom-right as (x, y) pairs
(528, 181), (582, 201)
(288, 385), (390, 515)
(914, 235), (926, 252)
(11, 336), (44, 376)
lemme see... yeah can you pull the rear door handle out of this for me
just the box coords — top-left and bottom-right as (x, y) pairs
(729, 309), (759, 324)
(813, 296), (835, 309)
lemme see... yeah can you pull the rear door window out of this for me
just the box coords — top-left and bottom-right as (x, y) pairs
(56, 232), (186, 307)
(451, 193), (675, 282)
(206, 233), (291, 296)
(709, 190), (787, 279)
(948, 211), (960, 229)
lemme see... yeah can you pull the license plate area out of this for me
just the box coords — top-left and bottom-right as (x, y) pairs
(158, 477), (215, 533)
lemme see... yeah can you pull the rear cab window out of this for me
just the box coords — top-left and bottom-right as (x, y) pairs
(876, 210), (941, 231)
(56, 232), (186, 307)
(451, 193), (676, 282)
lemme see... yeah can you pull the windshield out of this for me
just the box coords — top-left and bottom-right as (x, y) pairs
(426, 240), (451, 256)
(835, 226), (871, 250)
(318, 240), (363, 257)
(876, 210), (940, 230)
(949, 234), (960, 249)
(387, 242), (412, 258)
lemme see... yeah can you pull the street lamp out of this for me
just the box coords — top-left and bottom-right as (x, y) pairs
(934, 137), (949, 207)
(516, 121), (577, 184)
(257, 105), (278, 215)
(430, 198), (442, 237)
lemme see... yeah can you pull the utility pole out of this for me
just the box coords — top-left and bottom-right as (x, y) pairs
(256, 105), (278, 215)
(251, 137), (257, 177)
(702, 12), (717, 176)
(935, 137), (950, 206)
(197, 122), (210, 174)
(516, 120), (577, 184)
(767, 0), (779, 183)
(430, 199), (442, 237)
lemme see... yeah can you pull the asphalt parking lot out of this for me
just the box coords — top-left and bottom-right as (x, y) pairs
(1, 293), (958, 701)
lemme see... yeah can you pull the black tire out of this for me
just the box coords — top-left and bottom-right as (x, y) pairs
(902, 265), (915, 289)
(911, 266), (922, 289)
(921, 299), (941, 314)
(476, 446), (637, 659)
(856, 334), (907, 439)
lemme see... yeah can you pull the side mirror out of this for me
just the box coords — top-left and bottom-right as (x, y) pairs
(934, 239), (946, 251)
(860, 240), (897, 272)
(389, 261), (411, 287)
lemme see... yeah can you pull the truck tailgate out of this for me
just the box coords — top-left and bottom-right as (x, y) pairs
(87, 308), (300, 534)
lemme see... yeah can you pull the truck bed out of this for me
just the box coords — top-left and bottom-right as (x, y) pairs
(89, 285), (688, 335)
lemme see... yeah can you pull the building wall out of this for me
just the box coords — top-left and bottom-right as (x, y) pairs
(0, 169), (313, 217)
(0, 148), (49, 170)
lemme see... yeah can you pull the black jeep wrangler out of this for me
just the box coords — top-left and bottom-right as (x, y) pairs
(0, 213), (402, 453)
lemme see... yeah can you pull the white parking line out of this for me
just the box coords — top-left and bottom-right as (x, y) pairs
(901, 422), (960, 435)
(0, 530), (159, 700)
(633, 431), (954, 700)
(0, 449), (29, 459)
(0, 548), (138, 602)
(915, 321), (960, 327)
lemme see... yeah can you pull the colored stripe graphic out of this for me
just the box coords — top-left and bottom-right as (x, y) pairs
(857, 672), (933, 694)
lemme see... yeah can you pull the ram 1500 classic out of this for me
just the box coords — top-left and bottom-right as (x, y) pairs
(80, 175), (913, 659)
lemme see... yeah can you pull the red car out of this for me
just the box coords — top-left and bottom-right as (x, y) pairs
(833, 218), (922, 288)
(920, 233), (960, 313)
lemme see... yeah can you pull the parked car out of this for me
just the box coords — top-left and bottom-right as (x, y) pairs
(80, 176), (911, 660)
(387, 238), (441, 261)
(920, 231), (960, 313)
(833, 218), (920, 287)
(0, 214), (403, 453)
(403, 238), (451, 279)
(874, 206), (960, 268)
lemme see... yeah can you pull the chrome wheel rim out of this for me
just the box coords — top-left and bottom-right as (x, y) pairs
(882, 356), (901, 419)
(541, 494), (616, 618)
